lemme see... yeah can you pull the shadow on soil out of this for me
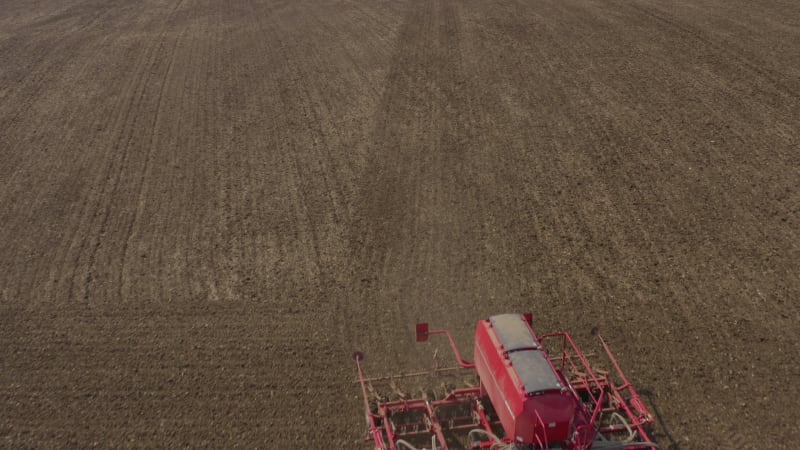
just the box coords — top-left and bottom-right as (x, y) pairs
(640, 389), (681, 450)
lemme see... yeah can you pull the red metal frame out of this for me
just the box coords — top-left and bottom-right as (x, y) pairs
(354, 315), (656, 450)
(538, 331), (655, 447)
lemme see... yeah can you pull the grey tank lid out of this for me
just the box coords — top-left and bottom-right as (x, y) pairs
(488, 313), (539, 352)
(508, 349), (564, 394)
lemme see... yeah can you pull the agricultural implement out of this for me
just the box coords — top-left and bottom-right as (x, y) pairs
(353, 313), (658, 449)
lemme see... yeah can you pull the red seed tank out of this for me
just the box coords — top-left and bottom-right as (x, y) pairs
(473, 314), (583, 446)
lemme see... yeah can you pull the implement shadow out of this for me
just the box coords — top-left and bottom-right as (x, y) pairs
(640, 389), (681, 450)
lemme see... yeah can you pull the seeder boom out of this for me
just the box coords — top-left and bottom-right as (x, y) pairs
(353, 313), (658, 450)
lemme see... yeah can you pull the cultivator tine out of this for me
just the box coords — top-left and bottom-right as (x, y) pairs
(389, 379), (406, 399)
(366, 380), (381, 403)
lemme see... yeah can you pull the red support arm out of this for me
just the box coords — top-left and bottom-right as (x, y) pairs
(353, 353), (389, 449)
(424, 328), (475, 368)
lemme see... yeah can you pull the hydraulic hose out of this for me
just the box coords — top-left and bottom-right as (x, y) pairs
(395, 436), (441, 450)
(468, 428), (503, 445)
(608, 411), (634, 443)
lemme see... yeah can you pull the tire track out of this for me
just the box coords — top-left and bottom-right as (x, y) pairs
(251, 0), (368, 288)
(625, 0), (800, 104)
(0, 0), (122, 205)
(75, 0), (187, 302)
(0, 0), (142, 304)
(206, 0), (237, 303)
(341, 0), (434, 367)
(256, 11), (325, 283)
(0, 16), (122, 303)
(118, 26), (186, 302)
(342, 0), (490, 372)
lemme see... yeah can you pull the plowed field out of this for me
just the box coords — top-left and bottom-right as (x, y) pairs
(1, 0), (799, 448)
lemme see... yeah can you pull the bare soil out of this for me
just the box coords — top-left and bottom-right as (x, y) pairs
(1, 0), (799, 448)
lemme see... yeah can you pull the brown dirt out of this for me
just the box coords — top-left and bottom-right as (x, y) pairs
(1, 0), (799, 448)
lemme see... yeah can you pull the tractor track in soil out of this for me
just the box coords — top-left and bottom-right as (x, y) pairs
(1, 0), (799, 448)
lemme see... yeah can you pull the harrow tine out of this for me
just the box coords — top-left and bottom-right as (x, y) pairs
(366, 381), (382, 403)
(389, 379), (407, 399)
